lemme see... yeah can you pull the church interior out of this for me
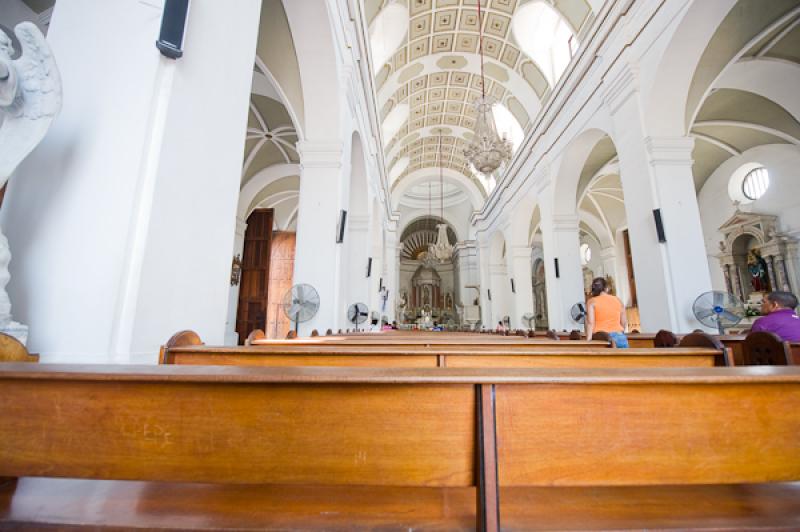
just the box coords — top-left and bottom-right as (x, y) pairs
(1, 0), (800, 529)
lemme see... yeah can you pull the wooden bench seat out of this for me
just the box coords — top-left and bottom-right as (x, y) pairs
(2, 365), (799, 530)
(162, 344), (726, 368)
(162, 330), (727, 368)
(4, 479), (799, 531)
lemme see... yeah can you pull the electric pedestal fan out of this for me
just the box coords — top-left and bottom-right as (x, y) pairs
(281, 284), (320, 335)
(522, 312), (535, 331)
(570, 302), (587, 324)
(347, 302), (369, 332)
(692, 290), (745, 335)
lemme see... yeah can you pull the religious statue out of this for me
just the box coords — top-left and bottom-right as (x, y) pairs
(422, 285), (431, 307)
(747, 249), (770, 293)
(0, 23), (62, 344)
(399, 290), (407, 309)
(445, 291), (453, 310)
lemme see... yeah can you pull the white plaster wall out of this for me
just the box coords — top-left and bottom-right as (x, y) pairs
(698, 144), (800, 291)
(1, 0), (164, 362)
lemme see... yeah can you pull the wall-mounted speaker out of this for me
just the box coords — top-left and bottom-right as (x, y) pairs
(554, 258), (560, 278)
(653, 208), (667, 243)
(366, 257), (372, 278)
(156, 0), (190, 59)
(379, 277), (383, 291)
(510, 278), (516, 293)
(488, 289), (492, 301)
(336, 210), (347, 243)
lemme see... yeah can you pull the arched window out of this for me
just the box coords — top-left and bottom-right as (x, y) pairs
(742, 166), (769, 200)
(369, 2), (408, 69)
(580, 243), (592, 265)
(493, 103), (524, 152)
(511, 1), (577, 86)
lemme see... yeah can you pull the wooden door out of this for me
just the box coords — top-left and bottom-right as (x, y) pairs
(266, 232), (296, 338)
(623, 229), (637, 307)
(236, 209), (273, 344)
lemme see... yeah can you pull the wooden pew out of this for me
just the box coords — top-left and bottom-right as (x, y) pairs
(628, 332), (800, 365)
(162, 344), (727, 368)
(0, 333), (38, 363)
(1, 365), (799, 530)
(160, 332), (727, 368)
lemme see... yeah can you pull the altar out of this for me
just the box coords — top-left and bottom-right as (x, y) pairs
(716, 210), (799, 304)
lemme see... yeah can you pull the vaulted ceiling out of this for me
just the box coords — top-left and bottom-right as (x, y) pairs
(367, 0), (595, 202)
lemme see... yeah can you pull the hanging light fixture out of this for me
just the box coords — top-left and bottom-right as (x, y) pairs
(428, 133), (454, 263)
(463, 0), (513, 175)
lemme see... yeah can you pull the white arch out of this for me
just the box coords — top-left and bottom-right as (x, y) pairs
(254, 55), (305, 140)
(715, 58), (800, 122)
(282, 0), (342, 136)
(392, 168), (485, 211)
(237, 163), (301, 220)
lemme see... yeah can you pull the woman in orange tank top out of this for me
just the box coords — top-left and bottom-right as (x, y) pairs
(586, 277), (628, 348)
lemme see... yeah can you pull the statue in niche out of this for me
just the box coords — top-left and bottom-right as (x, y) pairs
(445, 291), (453, 309)
(747, 249), (770, 293)
(0, 23), (62, 344)
(422, 285), (431, 307)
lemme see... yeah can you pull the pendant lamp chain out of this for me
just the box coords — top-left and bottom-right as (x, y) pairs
(463, 0), (512, 176)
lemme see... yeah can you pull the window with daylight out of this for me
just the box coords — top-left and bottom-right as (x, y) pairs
(369, 2), (408, 69)
(493, 103), (524, 153)
(742, 166), (769, 200)
(580, 243), (592, 265)
(511, 1), (577, 87)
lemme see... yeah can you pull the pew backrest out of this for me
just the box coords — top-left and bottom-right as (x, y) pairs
(742, 331), (794, 366)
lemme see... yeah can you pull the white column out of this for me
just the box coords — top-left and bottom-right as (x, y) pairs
(489, 261), (508, 328)
(224, 216), (248, 345)
(383, 227), (399, 322)
(605, 65), (712, 332)
(508, 245), (534, 329)
(293, 141), (345, 335)
(1, 0), (261, 362)
(344, 214), (370, 317)
(454, 240), (479, 307)
(600, 246), (619, 288)
(539, 190), (585, 331)
(478, 239), (492, 328)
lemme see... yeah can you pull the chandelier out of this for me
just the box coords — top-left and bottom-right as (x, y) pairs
(428, 134), (454, 263)
(463, 1), (513, 175)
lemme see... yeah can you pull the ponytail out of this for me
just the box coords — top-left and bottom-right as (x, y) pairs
(590, 277), (607, 297)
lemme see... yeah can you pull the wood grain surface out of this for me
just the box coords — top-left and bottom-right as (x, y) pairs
(496, 382), (800, 486)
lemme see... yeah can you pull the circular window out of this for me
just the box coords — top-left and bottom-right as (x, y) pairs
(742, 167), (769, 200)
(580, 243), (592, 265)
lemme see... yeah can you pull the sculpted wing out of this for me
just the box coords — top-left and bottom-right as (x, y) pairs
(0, 22), (62, 183)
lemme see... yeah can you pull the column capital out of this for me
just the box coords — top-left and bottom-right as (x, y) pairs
(509, 245), (532, 260)
(552, 214), (580, 232)
(348, 214), (370, 232)
(645, 136), (695, 167)
(602, 63), (640, 116)
(600, 246), (617, 260)
(297, 140), (344, 169)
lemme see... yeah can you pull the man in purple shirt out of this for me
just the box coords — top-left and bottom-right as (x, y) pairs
(751, 291), (800, 342)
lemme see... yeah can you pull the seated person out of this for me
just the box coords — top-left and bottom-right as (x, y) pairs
(586, 277), (629, 348)
(495, 321), (507, 333)
(431, 321), (443, 332)
(752, 291), (800, 342)
(381, 319), (393, 331)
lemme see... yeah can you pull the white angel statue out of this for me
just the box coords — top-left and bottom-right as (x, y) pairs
(0, 22), (62, 343)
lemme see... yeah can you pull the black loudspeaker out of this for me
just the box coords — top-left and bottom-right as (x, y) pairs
(554, 258), (560, 278)
(156, 0), (190, 59)
(653, 208), (667, 243)
(366, 257), (372, 278)
(510, 278), (516, 293)
(379, 277), (383, 291)
(488, 289), (492, 301)
(336, 210), (347, 243)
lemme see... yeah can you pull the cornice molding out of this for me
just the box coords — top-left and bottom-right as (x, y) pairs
(297, 141), (344, 169)
(645, 136), (695, 167)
